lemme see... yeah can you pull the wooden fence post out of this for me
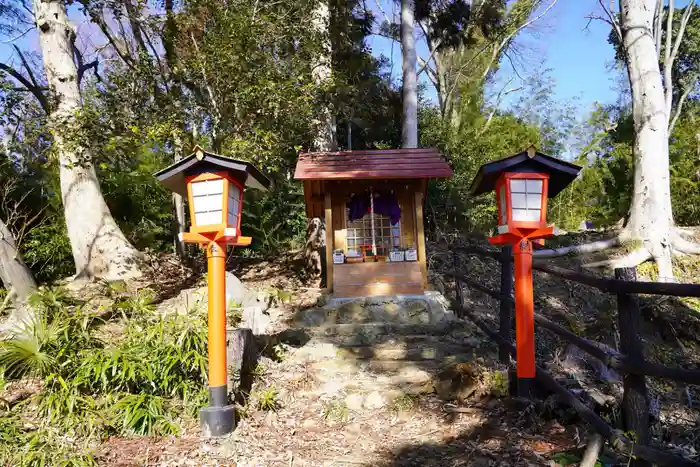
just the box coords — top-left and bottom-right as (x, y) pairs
(615, 267), (651, 467)
(453, 252), (464, 316)
(499, 246), (513, 364)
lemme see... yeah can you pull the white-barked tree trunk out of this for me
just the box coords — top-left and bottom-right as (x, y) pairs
(535, 0), (700, 280)
(401, 0), (418, 148)
(619, 0), (675, 280)
(33, 0), (142, 281)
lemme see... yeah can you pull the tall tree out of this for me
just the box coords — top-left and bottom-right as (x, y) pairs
(414, 0), (558, 125)
(312, 0), (338, 152)
(32, 0), (141, 280)
(401, 0), (418, 148)
(535, 0), (700, 280)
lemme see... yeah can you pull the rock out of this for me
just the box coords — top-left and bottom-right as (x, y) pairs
(337, 301), (369, 323)
(297, 308), (332, 326)
(405, 300), (431, 324)
(345, 393), (365, 412)
(226, 271), (266, 309)
(240, 305), (272, 335)
(364, 391), (386, 409)
(561, 343), (621, 383)
(380, 302), (401, 322)
(435, 363), (479, 402)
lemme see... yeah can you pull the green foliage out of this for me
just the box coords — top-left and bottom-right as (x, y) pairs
(111, 393), (180, 436)
(390, 392), (417, 412)
(242, 181), (307, 254)
(0, 286), (210, 453)
(323, 398), (349, 422)
(254, 387), (280, 411)
(0, 413), (97, 466)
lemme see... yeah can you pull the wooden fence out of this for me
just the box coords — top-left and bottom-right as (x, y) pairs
(449, 244), (700, 467)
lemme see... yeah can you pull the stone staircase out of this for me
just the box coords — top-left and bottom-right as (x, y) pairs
(283, 293), (491, 408)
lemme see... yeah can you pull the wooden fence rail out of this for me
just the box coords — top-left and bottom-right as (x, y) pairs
(450, 245), (700, 467)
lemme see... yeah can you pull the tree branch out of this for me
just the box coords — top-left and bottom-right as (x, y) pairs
(670, 2), (694, 64)
(73, 45), (100, 85)
(664, 0), (676, 118)
(668, 79), (694, 134)
(417, 19), (441, 77)
(583, 248), (652, 270)
(533, 237), (621, 259)
(503, 49), (525, 82)
(12, 45), (39, 90)
(654, 0), (663, 60)
(0, 62), (49, 114)
(479, 78), (522, 135)
(91, 13), (137, 69)
(481, 0), (559, 80)
(598, 0), (622, 43)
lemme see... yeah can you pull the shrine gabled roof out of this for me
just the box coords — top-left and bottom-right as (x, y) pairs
(294, 148), (453, 181)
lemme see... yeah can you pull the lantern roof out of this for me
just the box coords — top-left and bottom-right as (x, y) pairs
(469, 146), (582, 197)
(154, 146), (271, 196)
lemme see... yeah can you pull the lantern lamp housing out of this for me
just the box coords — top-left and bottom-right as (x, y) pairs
(495, 172), (549, 233)
(153, 146), (271, 238)
(186, 172), (245, 235)
(470, 146), (582, 235)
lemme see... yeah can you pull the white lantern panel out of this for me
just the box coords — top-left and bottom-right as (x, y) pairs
(514, 209), (541, 222)
(228, 182), (241, 201)
(511, 193), (527, 209)
(512, 209), (529, 221)
(191, 179), (224, 196)
(195, 210), (223, 226)
(526, 179), (543, 193)
(510, 179), (527, 193)
(193, 194), (223, 213)
(527, 209), (541, 221)
(526, 193), (542, 209)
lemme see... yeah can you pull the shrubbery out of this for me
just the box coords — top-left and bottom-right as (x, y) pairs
(0, 287), (209, 464)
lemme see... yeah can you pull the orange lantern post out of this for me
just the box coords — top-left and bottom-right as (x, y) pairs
(470, 146), (581, 396)
(154, 146), (270, 436)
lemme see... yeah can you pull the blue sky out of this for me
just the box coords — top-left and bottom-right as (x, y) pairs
(367, 0), (623, 118)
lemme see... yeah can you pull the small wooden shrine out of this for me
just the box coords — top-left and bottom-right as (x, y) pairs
(294, 148), (453, 298)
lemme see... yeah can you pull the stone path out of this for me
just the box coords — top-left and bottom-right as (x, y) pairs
(212, 295), (578, 466)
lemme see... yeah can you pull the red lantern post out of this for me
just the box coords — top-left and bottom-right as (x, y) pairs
(469, 146), (582, 397)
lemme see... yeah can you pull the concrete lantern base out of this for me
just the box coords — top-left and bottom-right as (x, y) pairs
(200, 405), (236, 438)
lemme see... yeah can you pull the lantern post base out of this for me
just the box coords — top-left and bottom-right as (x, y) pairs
(516, 377), (535, 400)
(200, 404), (236, 438)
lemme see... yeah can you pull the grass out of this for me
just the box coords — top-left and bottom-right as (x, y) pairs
(390, 393), (417, 412)
(0, 286), (211, 465)
(254, 387), (280, 411)
(323, 398), (349, 423)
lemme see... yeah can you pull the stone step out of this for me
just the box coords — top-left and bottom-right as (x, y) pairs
(336, 345), (474, 362)
(296, 295), (454, 327)
(300, 321), (467, 336)
(307, 321), (477, 345)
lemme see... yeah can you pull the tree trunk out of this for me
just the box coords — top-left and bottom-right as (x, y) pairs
(172, 133), (187, 260)
(401, 0), (418, 148)
(620, 0), (676, 281)
(307, 1), (335, 281)
(0, 216), (37, 331)
(33, 0), (141, 281)
(0, 217), (36, 302)
(311, 0), (337, 152)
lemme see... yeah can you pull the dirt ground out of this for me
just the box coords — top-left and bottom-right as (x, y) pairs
(94, 236), (700, 467)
